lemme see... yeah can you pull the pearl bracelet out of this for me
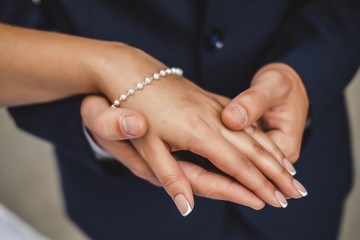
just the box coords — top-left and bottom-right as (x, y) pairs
(111, 67), (183, 108)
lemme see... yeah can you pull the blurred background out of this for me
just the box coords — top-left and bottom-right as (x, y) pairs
(0, 69), (359, 240)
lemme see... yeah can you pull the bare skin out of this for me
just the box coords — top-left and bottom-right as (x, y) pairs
(0, 23), (308, 215)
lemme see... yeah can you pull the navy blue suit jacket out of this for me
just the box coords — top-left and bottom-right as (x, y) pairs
(1, 0), (360, 239)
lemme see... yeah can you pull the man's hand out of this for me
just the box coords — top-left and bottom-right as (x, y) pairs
(221, 63), (309, 163)
(81, 95), (266, 215)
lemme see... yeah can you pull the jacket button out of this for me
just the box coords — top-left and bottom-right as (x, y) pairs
(206, 29), (224, 51)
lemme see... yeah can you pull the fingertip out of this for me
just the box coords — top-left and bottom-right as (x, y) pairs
(140, 142), (194, 217)
(221, 105), (247, 130)
(288, 151), (300, 164)
(252, 201), (266, 211)
(174, 193), (193, 217)
(245, 193), (266, 210)
(119, 113), (147, 138)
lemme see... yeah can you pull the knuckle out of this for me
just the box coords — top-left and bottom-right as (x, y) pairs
(232, 156), (252, 179)
(270, 70), (288, 89)
(240, 89), (266, 113)
(188, 114), (211, 132)
(256, 177), (274, 192)
(185, 114), (214, 142)
(252, 142), (265, 156)
(260, 70), (289, 91)
(160, 173), (181, 191)
(194, 167), (207, 183)
(237, 156), (253, 171)
(190, 167), (209, 197)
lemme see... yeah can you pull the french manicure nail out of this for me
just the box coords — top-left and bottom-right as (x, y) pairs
(121, 115), (137, 136)
(283, 158), (296, 176)
(174, 194), (192, 217)
(230, 106), (247, 126)
(293, 179), (308, 197)
(275, 190), (288, 208)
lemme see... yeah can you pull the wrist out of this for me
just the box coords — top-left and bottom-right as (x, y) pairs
(85, 41), (129, 94)
(90, 42), (167, 102)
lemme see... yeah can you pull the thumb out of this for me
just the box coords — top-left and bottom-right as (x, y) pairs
(81, 95), (147, 140)
(222, 70), (289, 130)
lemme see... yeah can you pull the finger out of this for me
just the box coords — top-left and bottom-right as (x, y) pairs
(177, 161), (265, 210)
(221, 70), (290, 130)
(91, 134), (161, 187)
(81, 95), (147, 140)
(221, 129), (305, 199)
(208, 92), (232, 107)
(189, 133), (288, 208)
(260, 102), (306, 163)
(266, 129), (303, 163)
(244, 125), (296, 176)
(133, 138), (194, 216)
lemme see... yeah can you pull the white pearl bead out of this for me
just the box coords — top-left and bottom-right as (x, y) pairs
(145, 77), (151, 84)
(120, 94), (127, 100)
(153, 73), (160, 79)
(111, 68), (183, 108)
(137, 82), (144, 89)
(128, 88), (135, 95)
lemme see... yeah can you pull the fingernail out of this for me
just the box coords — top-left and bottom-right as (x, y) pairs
(275, 190), (288, 208)
(174, 194), (192, 217)
(121, 115), (138, 136)
(230, 106), (247, 126)
(283, 158), (296, 176)
(293, 179), (308, 197)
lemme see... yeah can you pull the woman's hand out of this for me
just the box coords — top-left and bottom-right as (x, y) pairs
(91, 46), (307, 215)
(81, 96), (266, 212)
(81, 95), (307, 216)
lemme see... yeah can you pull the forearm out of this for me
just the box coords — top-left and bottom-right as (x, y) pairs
(0, 23), (129, 106)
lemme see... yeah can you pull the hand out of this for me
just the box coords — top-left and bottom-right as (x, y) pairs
(81, 95), (266, 213)
(221, 63), (309, 163)
(91, 47), (306, 215)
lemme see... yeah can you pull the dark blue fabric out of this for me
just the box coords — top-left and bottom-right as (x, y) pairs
(2, 0), (359, 239)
